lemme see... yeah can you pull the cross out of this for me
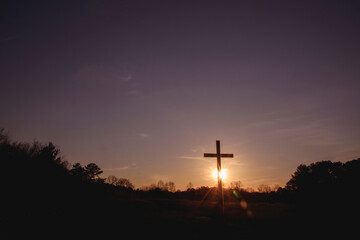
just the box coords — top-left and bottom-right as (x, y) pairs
(204, 140), (233, 213)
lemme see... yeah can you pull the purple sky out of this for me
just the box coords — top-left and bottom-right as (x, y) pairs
(1, 0), (360, 189)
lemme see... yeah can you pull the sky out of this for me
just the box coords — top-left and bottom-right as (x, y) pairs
(1, 0), (360, 190)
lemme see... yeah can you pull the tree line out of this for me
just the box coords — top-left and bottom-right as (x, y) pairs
(2, 128), (359, 239)
(1, 128), (359, 205)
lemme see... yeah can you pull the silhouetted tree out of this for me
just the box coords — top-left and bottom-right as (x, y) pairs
(186, 182), (194, 190)
(342, 159), (360, 187)
(106, 175), (118, 185)
(70, 162), (103, 183)
(257, 184), (271, 193)
(286, 160), (343, 193)
(285, 159), (360, 211)
(230, 180), (243, 190)
(245, 187), (254, 193)
(157, 180), (165, 189)
(167, 181), (176, 192)
(0, 129), (74, 221)
(272, 184), (280, 191)
(117, 177), (134, 189)
(106, 175), (134, 189)
(85, 163), (103, 182)
(70, 163), (88, 181)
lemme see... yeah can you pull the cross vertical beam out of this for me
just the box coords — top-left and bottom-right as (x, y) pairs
(216, 140), (223, 210)
(204, 140), (234, 215)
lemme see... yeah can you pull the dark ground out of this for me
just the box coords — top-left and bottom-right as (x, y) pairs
(2, 194), (357, 240)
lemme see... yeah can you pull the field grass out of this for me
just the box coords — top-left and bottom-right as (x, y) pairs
(96, 197), (300, 238)
(3, 196), (355, 239)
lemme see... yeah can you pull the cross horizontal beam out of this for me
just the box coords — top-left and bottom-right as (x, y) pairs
(204, 153), (234, 158)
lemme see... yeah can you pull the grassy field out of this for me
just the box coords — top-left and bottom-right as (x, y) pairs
(3, 195), (355, 239)
(96, 197), (354, 239)
(92, 197), (300, 238)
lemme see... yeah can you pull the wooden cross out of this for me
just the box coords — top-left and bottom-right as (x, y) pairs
(204, 140), (233, 213)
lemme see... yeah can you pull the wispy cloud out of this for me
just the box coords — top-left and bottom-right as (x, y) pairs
(137, 133), (150, 139)
(75, 65), (141, 94)
(150, 174), (172, 182)
(127, 90), (143, 97)
(178, 156), (207, 161)
(227, 159), (248, 167)
(121, 75), (132, 82)
(103, 163), (137, 171)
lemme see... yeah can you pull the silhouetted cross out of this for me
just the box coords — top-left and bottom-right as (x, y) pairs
(204, 140), (233, 213)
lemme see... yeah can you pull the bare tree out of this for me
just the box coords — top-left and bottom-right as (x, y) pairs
(245, 187), (254, 193)
(186, 182), (194, 190)
(230, 180), (243, 190)
(167, 181), (176, 192)
(273, 184), (280, 191)
(106, 175), (134, 189)
(106, 175), (118, 185)
(258, 184), (271, 193)
(157, 180), (165, 190)
(118, 178), (134, 189)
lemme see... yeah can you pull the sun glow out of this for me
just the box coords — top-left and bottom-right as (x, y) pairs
(212, 169), (227, 180)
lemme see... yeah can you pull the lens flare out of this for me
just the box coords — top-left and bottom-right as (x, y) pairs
(233, 190), (253, 218)
(212, 169), (227, 180)
(219, 169), (227, 180)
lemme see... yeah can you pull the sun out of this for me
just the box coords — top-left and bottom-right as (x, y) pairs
(212, 169), (227, 180)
